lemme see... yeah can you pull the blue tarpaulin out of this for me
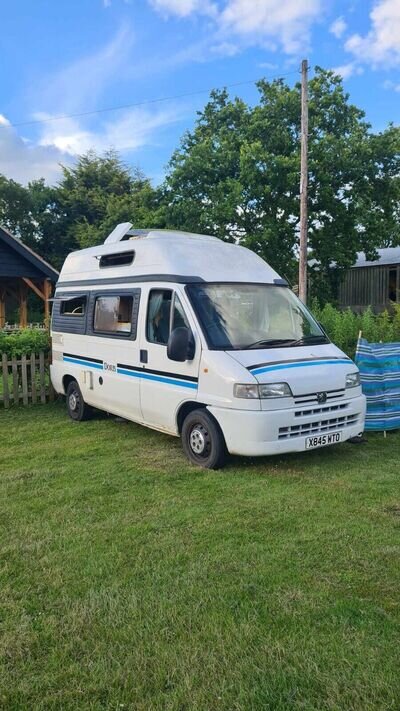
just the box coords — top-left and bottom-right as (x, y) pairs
(355, 337), (400, 431)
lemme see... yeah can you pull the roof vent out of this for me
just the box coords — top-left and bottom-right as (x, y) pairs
(104, 222), (133, 244)
(104, 223), (153, 244)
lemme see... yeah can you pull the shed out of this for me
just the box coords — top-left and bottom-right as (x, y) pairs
(338, 247), (400, 312)
(0, 225), (59, 327)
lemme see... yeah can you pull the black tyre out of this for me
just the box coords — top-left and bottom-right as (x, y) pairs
(181, 409), (227, 469)
(66, 380), (92, 422)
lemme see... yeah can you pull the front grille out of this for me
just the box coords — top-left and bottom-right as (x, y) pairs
(295, 403), (348, 417)
(278, 413), (359, 439)
(294, 388), (345, 405)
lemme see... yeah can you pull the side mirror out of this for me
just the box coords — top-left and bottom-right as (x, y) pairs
(167, 327), (195, 362)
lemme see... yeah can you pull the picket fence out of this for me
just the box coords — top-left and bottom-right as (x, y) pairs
(0, 351), (55, 408)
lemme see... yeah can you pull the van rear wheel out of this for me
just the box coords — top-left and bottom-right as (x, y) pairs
(66, 380), (92, 422)
(182, 409), (226, 469)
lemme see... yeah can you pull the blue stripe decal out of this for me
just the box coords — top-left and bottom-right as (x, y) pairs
(63, 356), (103, 370)
(250, 359), (352, 376)
(63, 354), (198, 389)
(117, 367), (197, 389)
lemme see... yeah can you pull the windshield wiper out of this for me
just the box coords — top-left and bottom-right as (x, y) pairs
(245, 334), (329, 349)
(246, 338), (297, 349)
(291, 334), (329, 346)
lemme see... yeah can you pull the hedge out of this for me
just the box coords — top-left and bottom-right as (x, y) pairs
(0, 329), (51, 358)
(311, 301), (400, 358)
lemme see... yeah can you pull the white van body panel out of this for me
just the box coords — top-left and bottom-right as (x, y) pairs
(51, 227), (366, 457)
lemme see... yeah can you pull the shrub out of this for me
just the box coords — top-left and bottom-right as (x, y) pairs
(0, 329), (51, 358)
(311, 301), (400, 358)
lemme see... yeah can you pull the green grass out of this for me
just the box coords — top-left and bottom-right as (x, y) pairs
(1, 403), (400, 711)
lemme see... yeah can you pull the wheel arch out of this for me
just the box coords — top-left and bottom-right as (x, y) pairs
(62, 373), (77, 394)
(176, 400), (208, 433)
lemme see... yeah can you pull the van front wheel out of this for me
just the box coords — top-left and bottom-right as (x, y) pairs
(182, 409), (226, 469)
(66, 380), (92, 422)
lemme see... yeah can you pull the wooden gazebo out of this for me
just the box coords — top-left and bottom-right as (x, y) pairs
(0, 225), (59, 328)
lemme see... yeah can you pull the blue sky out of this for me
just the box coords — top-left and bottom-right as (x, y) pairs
(1, 0), (399, 185)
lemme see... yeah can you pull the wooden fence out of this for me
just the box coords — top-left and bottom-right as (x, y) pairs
(0, 351), (55, 408)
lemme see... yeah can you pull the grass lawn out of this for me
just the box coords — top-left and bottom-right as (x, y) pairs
(1, 403), (400, 711)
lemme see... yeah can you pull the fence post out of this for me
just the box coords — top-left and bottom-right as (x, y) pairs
(21, 354), (29, 405)
(2, 353), (9, 409)
(12, 357), (19, 405)
(30, 352), (37, 405)
(39, 351), (46, 404)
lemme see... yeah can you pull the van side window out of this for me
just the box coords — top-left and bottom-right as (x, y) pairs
(60, 296), (86, 316)
(172, 294), (190, 331)
(94, 295), (133, 335)
(147, 290), (189, 345)
(147, 290), (172, 344)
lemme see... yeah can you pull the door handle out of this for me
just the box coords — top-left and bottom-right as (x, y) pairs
(140, 349), (148, 364)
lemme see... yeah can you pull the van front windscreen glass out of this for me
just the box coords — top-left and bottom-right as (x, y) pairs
(187, 284), (327, 350)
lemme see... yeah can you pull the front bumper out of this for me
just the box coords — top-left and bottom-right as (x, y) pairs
(208, 394), (366, 456)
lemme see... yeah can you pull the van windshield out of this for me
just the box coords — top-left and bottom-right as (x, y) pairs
(187, 283), (328, 350)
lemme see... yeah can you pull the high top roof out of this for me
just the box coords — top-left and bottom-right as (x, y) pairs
(57, 225), (281, 287)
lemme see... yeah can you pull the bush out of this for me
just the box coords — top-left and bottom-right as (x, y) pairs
(0, 329), (51, 358)
(312, 302), (400, 358)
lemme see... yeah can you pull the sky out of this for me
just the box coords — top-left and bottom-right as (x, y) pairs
(1, 0), (399, 186)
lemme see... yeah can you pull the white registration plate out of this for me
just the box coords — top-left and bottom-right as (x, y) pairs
(305, 432), (342, 449)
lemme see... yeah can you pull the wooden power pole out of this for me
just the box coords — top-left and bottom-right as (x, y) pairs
(299, 59), (309, 303)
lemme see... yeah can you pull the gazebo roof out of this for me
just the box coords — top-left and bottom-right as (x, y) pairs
(0, 225), (59, 281)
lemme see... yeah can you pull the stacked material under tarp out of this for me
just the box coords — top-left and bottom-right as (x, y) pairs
(355, 337), (400, 431)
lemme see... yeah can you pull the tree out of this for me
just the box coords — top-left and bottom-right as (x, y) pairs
(57, 150), (166, 251)
(0, 175), (63, 266)
(165, 68), (400, 301)
(0, 150), (165, 269)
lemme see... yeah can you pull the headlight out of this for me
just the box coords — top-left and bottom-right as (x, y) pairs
(259, 382), (292, 398)
(233, 384), (260, 399)
(346, 372), (360, 388)
(234, 382), (292, 399)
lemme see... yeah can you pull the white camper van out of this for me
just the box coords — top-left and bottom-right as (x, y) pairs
(50, 224), (366, 468)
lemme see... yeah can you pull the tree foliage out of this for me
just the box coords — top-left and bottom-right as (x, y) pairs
(165, 68), (400, 301)
(0, 151), (165, 268)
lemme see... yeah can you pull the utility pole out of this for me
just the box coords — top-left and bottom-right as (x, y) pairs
(299, 59), (308, 304)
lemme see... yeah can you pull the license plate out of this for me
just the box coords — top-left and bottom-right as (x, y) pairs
(305, 432), (342, 449)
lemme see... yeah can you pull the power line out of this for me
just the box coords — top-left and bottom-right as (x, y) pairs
(1, 70), (300, 129)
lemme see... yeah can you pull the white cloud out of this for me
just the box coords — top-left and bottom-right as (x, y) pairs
(329, 16), (347, 39)
(149, 0), (217, 18)
(37, 105), (182, 156)
(331, 62), (363, 79)
(345, 0), (400, 67)
(209, 41), (240, 57)
(0, 115), (71, 184)
(149, 0), (321, 55)
(219, 0), (321, 54)
(383, 78), (400, 92)
(31, 24), (134, 116)
(0, 103), (183, 184)
(258, 61), (279, 70)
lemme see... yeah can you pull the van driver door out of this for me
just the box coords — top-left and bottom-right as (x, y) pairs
(139, 287), (200, 432)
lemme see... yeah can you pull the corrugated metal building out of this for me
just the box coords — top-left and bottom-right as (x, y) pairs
(339, 247), (400, 312)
